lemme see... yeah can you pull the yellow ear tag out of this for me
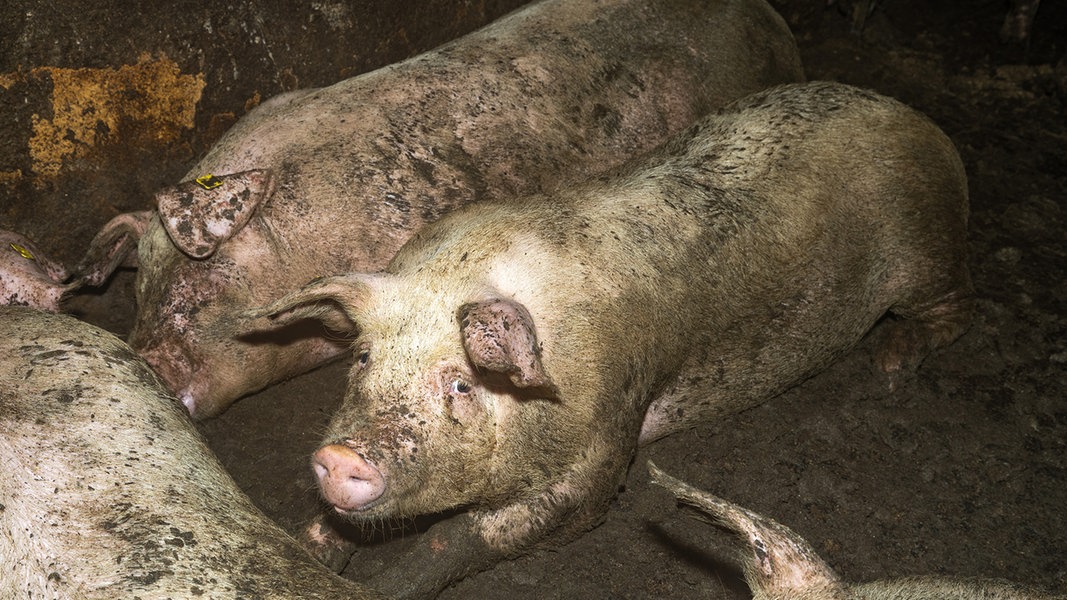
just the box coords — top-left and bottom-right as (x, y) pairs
(10, 243), (34, 261)
(195, 174), (224, 190)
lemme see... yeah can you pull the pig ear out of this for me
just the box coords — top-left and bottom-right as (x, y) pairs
(457, 298), (559, 398)
(156, 169), (273, 259)
(244, 273), (382, 334)
(647, 461), (845, 598)
(74, 210), (154, 287)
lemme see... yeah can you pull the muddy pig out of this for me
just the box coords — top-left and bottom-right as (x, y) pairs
(248, 81), (973, 597)
(0, 229), (73, 311)
(648, 462), (1063, 600)
(72, 0), (804, 419)
(0, 307), (386, 599)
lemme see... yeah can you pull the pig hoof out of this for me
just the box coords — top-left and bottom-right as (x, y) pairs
(313, 443), (386, 511)
(878, 291), (974, 373)
(301, 515), (359, 573)
(875, 320), (931, 374)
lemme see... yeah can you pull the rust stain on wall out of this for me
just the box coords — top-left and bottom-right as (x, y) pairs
(18, 54), (205, 180)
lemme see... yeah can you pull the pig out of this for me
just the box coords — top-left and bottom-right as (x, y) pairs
(72, 0), (805, 419)
(0, 229), (73, 311)
(247, 81), (974, 597)
(647, 462), (1064, 600)
(0, 306), (385, 599)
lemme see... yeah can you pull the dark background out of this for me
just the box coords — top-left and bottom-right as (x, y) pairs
(1, 1), (1064, 597)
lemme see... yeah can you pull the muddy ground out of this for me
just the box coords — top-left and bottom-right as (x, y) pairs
(12, 0), (1067, 598)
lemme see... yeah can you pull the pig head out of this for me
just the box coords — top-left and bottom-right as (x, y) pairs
(245, 272), (566, 523)
(70, 0), (804, 419)
(78, 170), (354, 411)
(0, 229), (74, 311)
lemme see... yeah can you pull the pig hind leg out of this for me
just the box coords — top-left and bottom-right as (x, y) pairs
(875, 251), (974, 374)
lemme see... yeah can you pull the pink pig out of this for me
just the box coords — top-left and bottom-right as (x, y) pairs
(73, 0), (804, 418)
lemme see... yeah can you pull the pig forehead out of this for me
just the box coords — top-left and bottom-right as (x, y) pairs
(356, 286), (470, 352)
(365, 293), (460, 342)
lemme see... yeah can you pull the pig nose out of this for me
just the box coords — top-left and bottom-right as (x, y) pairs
(312, 444), (385, 511)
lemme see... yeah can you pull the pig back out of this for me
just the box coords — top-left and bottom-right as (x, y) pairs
(125, 0), (804, 418)
(0, 307), (382, 599)
(187, 0), (804, 273)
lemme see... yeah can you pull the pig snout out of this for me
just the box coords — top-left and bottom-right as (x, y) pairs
(313, 443), (385, 511)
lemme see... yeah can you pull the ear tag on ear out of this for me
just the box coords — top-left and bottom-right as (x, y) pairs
(195, 174), (224, 190)
(10, 243), (34, 261)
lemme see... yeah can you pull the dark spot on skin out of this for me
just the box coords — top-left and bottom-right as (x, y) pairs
(754, 537), (769, 564)
(411, 155), (437, 185)
(128, 570), (171, 585)
(166, 527), (196, 548)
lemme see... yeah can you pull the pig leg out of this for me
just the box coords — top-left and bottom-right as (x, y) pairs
(355, 513), (504, 598)
(301, 514), (360, 573)
(875, 191), (974, 375)
(357, 448), (630, 598)
(875, 229), (974, 376)
(1000, 0), (1041, 44)
(876, 287), (974, 375)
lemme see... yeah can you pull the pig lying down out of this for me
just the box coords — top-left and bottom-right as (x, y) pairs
(250, 81), (974, 597)
(0, 307), (384, 599)
(74, 0), (804, 418)
(648, 462), (1063, 600)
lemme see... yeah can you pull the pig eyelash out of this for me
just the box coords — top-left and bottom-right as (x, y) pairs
(450, 379), (472, 394)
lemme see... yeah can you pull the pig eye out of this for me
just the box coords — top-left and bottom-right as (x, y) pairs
(356, 350), (370, 369)
(450, 379), (472, 395)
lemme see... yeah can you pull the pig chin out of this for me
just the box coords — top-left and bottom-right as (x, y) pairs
(133, 340), (219, 418)
(133, 343), (196, 409)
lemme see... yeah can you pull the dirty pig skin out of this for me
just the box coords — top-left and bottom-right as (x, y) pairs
(72, 0), (804, 418)
(648, 462), (1064, 600)
(249, 81), (974, 598)
(0, 229), (73, 311)
(0, 307), (386, 599)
